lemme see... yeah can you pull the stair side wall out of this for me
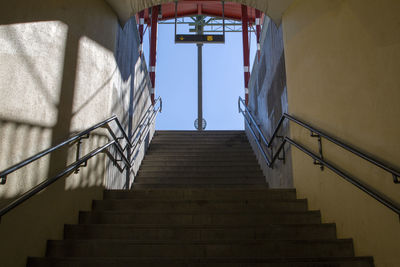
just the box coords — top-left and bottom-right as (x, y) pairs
(0, 0), (153, 266)
(282, 1), (400, 266)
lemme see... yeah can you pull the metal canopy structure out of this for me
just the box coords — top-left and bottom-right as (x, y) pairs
(141, 1), (259, 24)
(137, 1), (264, 130)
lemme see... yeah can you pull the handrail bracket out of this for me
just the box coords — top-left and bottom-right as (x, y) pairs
(310, 131), (324, 171)
(278, 145), (286, 163)
(393, 174), (399, 184)
(74, 134), (90, 174)
(276, 135), (286, 163)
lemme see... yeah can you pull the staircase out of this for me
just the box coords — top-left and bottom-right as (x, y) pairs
(28, 131), (374, 266)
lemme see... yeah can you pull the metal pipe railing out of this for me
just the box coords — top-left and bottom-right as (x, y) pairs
(286, 137), (400, 215)
(238, 96), (400, 215)
(0, 116), (124, 184)
(0, 141), (116, 217)
(0, 97), (162, 218)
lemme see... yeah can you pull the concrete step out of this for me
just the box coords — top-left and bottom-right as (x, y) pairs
(133, 177), (267, 185)
(103, 188), (296, 201)
(78, 210), (321, 225)
(146, 149), (254, 155)
(64, 223), (337, 241)
(150, 141), (250, 146)
(152, 135), (249, 143)
(140, 161), (260, 167)
(149, 142), (251, 147)
(148, 145), (253, 151)
(145, 152), (256, 157)
(132, 184), (270, 189)
(138, 165), (262, 172)
(136, 171), (264, 178)
(92, 199), (308, 212)
(45, 239), (354, 258)
(149, 142), (252, 147)
(146, 150), (254, 156)
(142, 155), (258, 161)
(152, 138), (249, 143)
(28, 256), (375, 267)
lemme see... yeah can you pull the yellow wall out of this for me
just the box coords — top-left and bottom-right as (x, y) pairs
(282, 1), (400, 266)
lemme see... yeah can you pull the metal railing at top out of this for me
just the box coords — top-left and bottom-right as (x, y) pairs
(238, 96), (400, 216)
(0, 97), (162, 218)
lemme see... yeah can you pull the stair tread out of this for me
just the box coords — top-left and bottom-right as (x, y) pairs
(30, 256), (373, 261)
(103, 190), (292, 199)
(105, 188), (295, 192)
(95, 199), (306, 203)
(49, 239), (353, 245)
(66, 223), (335, 228)
(28, 256), (374, 267)
(132, 184), (270, 188)
(80, 210), (319, 215)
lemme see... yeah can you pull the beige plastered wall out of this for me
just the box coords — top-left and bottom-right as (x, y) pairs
(0, 0), (152, 266)
(282, 1), (400, 266)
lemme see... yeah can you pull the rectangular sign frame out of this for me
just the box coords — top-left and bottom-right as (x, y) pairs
(175, 34), (225, 44)
(174, 1), (226, 44)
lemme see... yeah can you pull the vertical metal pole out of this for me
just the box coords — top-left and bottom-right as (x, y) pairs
(197, 42), (203, 131)
(174, 1), (178, 38)
(222, 0), (225, 40)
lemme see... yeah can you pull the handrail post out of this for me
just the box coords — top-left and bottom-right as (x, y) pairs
(310, 131), (324, 171)
(74, 134), (90, 174)
(393, 175), (399, 184)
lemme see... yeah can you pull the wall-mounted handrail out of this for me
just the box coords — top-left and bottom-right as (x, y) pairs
(0, 97), (162, 218)
(131, 97), (162, 157)
(238, 96), (400, 216)
(0, 116), (127, 184)
(0, 141), (116, 217)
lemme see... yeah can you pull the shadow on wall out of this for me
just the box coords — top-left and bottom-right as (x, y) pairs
(0, 17), (152, 200)
(0, 0), (151, 200)
(107, 14), (153, 189)
(0, 1), (152, 266)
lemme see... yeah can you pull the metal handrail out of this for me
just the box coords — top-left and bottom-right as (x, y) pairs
(0, 116), (128, 184)
(0, 97), (162, 217)
(238, 96), (400, 215)
(131, 97), (162, 157)
(0, 141), (116, 217)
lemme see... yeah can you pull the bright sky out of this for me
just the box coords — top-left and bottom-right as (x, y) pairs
(143, 19), (257, 130)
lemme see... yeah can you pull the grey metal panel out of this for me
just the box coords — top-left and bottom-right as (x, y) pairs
(247, 18), (293, 188)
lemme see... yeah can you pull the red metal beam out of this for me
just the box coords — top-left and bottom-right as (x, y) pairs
(143, 1), (257, 23)
(255, 9), (261, 60)
(241, 4), (250, 106)
(149, 5), (159, 105)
